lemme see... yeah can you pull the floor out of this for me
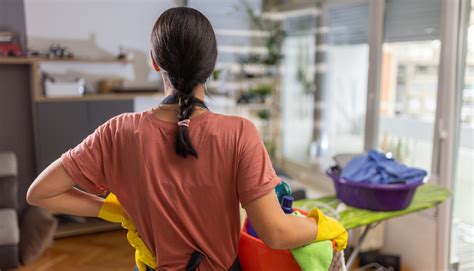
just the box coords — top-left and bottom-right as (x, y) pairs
(452, 221), (474, 271)
(12, 224), (444, 271)
(18, 230), (135, 271)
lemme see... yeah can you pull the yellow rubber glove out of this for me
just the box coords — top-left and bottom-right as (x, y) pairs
(98, 193), (128, 223)
(98, 193), (157, 271)
(308, 208), (348, 251)
(122, 219), (157, 271)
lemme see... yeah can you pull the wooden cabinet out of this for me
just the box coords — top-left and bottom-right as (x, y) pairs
(0, 56), (159, 237)
(36, 102), (87, 171)
(87, 100), (132, 131)
(35, 100), (133, 171)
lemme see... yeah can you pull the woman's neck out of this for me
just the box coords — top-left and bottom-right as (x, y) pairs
(163, 82), (206, 101)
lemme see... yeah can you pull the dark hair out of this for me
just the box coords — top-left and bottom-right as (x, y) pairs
(151, 7), (217, 159)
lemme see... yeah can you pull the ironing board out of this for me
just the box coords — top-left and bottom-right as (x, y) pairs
(293, 183), (451, 269)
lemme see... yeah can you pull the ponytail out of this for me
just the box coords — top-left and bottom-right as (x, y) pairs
(151, 7), (217, 159)
(175, 89), (207, 159)
(161, 90), (208, 159)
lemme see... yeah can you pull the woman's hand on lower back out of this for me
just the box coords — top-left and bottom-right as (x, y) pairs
(26, 158), (104, 217)
(243, 191), (318, 250)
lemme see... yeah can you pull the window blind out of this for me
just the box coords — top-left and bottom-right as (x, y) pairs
(326, 3), (369, 45)
(384, 0), (442, 42)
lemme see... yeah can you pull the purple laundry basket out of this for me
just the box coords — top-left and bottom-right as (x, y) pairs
(326, 169), (424, 211)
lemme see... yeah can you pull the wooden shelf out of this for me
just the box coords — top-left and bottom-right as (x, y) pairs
(36, 92), (162, 103)
(0, 56), (129, 65)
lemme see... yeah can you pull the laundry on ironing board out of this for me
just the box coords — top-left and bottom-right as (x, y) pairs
(341, 150), (427, 184)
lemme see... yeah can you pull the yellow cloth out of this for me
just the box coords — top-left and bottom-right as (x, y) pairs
(308, 208), (348, 251)
(98, 193), (157, 271)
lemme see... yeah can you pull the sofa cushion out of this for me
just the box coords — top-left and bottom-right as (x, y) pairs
(0, 151), (17, 177)
(0, 151), (18, 209)
(19, 206), (58, 264)
(0, 175), (17, 209)
(0, 209), (19, 246)
(0, 245), (20, 268)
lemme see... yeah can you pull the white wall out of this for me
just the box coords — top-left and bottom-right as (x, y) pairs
(24, 0), (176, 88)
(24, 0), (262, 90)
(382, 211), (438, 270)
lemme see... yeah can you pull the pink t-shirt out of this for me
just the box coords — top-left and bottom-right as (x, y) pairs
(61, 109), (280, 270)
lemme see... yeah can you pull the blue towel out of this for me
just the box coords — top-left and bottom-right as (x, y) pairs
(341, 150), (427, 184)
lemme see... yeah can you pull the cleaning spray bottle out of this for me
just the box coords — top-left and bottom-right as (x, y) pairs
(280, 195), (294, 214)
(245, 181), (294, 238)
(275, 181), (292, 203)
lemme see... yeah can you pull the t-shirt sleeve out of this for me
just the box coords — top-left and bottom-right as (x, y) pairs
(60, 118), (116, 195)
(236, 119), (281, 207)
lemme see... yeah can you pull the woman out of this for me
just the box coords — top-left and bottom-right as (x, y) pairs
(26, 7), (343, 270)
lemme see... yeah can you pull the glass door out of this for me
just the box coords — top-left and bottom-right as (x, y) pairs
(375, 1), (444, 270)
(320, 1), (370, 161)
(377, 0), (442, 169)
(280, 1), (371, 166)
(450, 2), (474, 270)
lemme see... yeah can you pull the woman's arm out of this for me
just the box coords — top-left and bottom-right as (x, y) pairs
(244, 191), (318, 250)
(26, 158), (104, 217)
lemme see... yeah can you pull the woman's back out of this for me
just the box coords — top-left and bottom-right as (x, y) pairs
(26, 7), (325, 271)
(61, 109), (280, 270)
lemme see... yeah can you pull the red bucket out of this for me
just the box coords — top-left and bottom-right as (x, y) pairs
(238, 209), (308, 271)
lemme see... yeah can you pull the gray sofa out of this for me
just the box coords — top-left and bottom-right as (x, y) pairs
(0, 152), (20, 268)
(0, 151), (58, 270)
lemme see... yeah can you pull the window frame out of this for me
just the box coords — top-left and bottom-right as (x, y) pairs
(433, 0), (470, 269)
(280, 0), (377, 185)
(279, 1), (469, 269)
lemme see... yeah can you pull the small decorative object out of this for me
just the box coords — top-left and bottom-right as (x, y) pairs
(257, 109), (270, 120)
(47, 43), (74, 59)
(236, 92), (253, 104)
(212, 68), (222, 80)
(0, 32), (23, 57)
(250, 83), (273, 98)
(117, 45), (127, 60)
(237, 84), (274, 104)
(98, 78), (124, 94)
(28, 49), (41, 57)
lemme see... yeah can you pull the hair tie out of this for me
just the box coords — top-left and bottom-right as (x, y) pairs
(177, 119), (190, 127)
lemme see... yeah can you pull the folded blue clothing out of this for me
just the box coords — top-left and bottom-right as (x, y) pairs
(341, 150), (427, 184)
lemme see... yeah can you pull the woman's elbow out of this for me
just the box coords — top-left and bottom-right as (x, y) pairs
(26, 159), (75, 208)
(26, 181), (47, 207)
(259, 226), (288, 250)
(26, 185), (40, 206)
(263, 237), (286, 250)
